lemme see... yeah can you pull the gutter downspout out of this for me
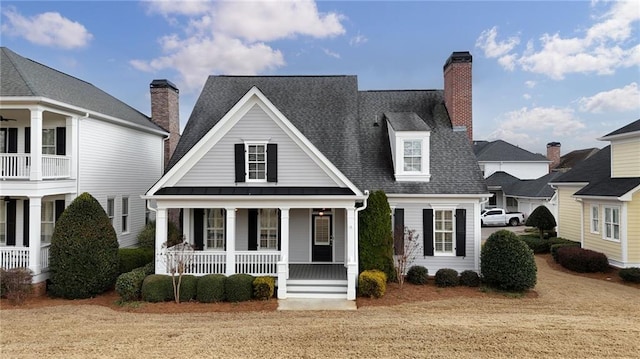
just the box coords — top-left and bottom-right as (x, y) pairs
(575, 197), (584, 247)
(477, 196), (490, 271)
(353, 190), (370, 272)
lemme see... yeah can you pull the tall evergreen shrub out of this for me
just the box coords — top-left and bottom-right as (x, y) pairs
(525, 206), (557, 240)
(358, 190), (395, 280)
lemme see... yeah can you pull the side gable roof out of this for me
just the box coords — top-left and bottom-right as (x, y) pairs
(599, 119), (640, 140)
(505, 172), (562, 199)
(0, 47), (162, 132)
(552, 146), (611, 184)
(473, 139), (549, 162)
(555, 148), (599, 172)
(485, 171), (520, 188)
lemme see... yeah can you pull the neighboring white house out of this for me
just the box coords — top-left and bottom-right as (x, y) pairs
(145, 52), (489, 300)
(0, 47), (169, 284)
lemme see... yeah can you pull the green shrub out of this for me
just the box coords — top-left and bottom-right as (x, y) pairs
(253, 276), (275, 300)
(459, 270), (481, 287)
(137, 221), (182, 249)
(519, 235), (551, 254)
(141, 275), (174, 302)
(525, 206), (557, 240)
(358, 270), (387, 298)
(481, 230), (537, 291)
(115, 267), (147, 302)
(406, 265), (429, 285)
(551, 242), (581, 262)
(435, 268), (459, 287)
(619, 268), (640, 283)
(49, 192), (120, 299)
(225, 274), (254, 302)
(118, 248), (155, 274)
(556, 247), (610, 273)
(358, 190), (396, 281)
(0, 267), (33, 304)
(175, 275), (198, 302)
(196, 274), (226, 303)
(143, 261), (155, 275)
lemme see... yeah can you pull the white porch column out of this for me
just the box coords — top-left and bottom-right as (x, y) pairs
(155, 208), (168, 274)
(66, 115), (79, 179)
(182, 208), (191, 244)
(346, 207), (357, 300)
(28, 196), (42, 275)
(29, 107), (43, 181)
(225, 208), (236, 276)
(277, 208), (290, 299)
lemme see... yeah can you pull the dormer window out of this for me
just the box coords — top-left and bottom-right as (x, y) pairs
(386, 112), (431, 182)
(403, 140), (422, 172)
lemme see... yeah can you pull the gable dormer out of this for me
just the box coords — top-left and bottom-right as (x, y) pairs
(386, 112), (431, 182)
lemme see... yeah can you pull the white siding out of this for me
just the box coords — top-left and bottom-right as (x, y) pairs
(482, 161), (549, 180)
(333, 208), (346, 264)
(78, 118), (164, 247)
(289, 209), (310, 262)
(176, 104), (338, 187)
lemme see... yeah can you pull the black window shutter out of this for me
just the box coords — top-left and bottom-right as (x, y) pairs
(193, 209), (204, 250)
(25, 127), (31, 153)
(8, 128), (18, 153)
(456, 209), (466, 257)
(248, 209), (258, 250)
(6, 199), (17, 246)
(234, 144), (245, 183)
(222, 209), (227, 251)
(267, 143), (278, 182)
(55, 200), (66, 222)
(394, 208), (405, 255)
(277, 209), (281, 250)
(23, 200), (30, 247)
(423, 209), (434, 256)
(56, 127), (66, 155)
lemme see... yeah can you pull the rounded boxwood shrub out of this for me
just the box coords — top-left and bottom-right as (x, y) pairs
(142, 261), (155, 275)
(550, 242), (581, 263)
(49, 192), (119, 299)
(225, 274), (255, 302)
(115, 267), (147, 302)
(358, 269), (387, 298)
(141, 274), (174, 302)
(481, 230), (537, 291)
(619, 267), (640, 283)
(459, 270), (481, 287)
(253, 276), (275, 300)
(406, 265), (429, 285)
(196, 274), (227, 303)
(176, 275), (198, 302)
(556, 247), (610, 273)
(435, 268), (459, 287)
(118, 248), (154, 274)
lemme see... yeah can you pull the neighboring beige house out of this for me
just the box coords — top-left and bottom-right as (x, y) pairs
(551, 119), (640, 268)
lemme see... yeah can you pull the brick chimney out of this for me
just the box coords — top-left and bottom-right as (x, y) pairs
(150, 79), (180, 170)
(547, 142), (561, 172)
(443, 51), (473, 142)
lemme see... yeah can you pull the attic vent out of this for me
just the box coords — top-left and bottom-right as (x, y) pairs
(373, 122), (379, 127)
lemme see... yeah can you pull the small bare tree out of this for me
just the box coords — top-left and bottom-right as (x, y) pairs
(161, 239), (194, 304)
(394, 227), (420, 287)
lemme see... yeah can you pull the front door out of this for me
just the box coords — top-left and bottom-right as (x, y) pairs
(312, 214), (332, 262)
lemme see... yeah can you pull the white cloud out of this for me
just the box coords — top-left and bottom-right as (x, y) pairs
(525, 81), (537, 89)
(1, 7), (92, 49)
(523, 93), (532, 100)
(349, 33), (368, 46)
(322, 48), (341, 59)
(476, 26), (520, 58)
(578, 82), (640, 113)
(498, 106), (585, 137)
(134, 0), (346, 92)
(144, 0), (212, 16)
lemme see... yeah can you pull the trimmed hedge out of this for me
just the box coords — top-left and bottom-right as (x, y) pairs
(619, 267), (640, 283)
(519, 236), (579, 254)
(556, 247), (610, 273)
(459, 270), (481, 287)
(358, 269), (387, 298)
(118, 248), (155, 274)
(176, 275), (198, 302)
(196, 274), (227, 303)
(226, 274), (255, 302)
(481, 230), (537, 291)
(141, 275), (174, 302)
(435, 268), (459, 287)
(49, 192), (119, 299)
(115, 267), (147, 302)
(253, 276), (275, 300)
(551, 242), (581, 262)
(406, 265), (429, 285)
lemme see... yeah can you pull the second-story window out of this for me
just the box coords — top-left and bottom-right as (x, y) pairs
(247, 144), (266, 181)
(42, 129), (56, 155)
(403, 140), (422, 172)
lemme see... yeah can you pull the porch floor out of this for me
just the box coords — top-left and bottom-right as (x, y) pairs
(289, 264), (347, 280)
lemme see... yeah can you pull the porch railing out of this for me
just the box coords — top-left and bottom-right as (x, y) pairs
(42, 155), (71, 179)
(236, 251), (279, 276)
(161, 250), (280, 276)
(40, 243), (51, 271)
(0, 247), (30, 269)
(0, 154), (71, 179)
(185, 251), (226, 275)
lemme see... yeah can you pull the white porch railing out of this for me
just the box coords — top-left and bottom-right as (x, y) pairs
(0, 247), (30, 269)
(0, 154), (30, 179)
(42, 155), (71, 179)
(185, 251), (226, 275)
(235, 251), (279, 276)
(40, 243), (51, 271)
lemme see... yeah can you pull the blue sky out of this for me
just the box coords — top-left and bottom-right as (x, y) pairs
(1, 0), (638, 155)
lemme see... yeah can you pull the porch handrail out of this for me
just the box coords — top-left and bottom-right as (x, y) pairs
(186, 251), (226, 275)
(40, 243), (51, 271)
(42, 155), (71, 179)
(0, 153), (30, 179)
(0, 247), (30, 269)
(236, 251), (279, 276)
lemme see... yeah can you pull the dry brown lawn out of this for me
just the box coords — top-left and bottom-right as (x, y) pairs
(1, 255), (639, 358)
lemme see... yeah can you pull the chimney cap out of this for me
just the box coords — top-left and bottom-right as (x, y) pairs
(444, 51), (472, 71)
(150, 79), (179, 92)
(547, 142), (561, 147)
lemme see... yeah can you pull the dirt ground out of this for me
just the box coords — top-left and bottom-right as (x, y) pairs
(1, 255), (639, 358)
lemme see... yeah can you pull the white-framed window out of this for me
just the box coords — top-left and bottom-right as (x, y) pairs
(246, 143), (267, 181)
(0, 202), (6, 245)
(489, 192), (497, 206)
(107, 197), (115, 225)
(590, 205), (599, 234)
(205, 209), (225, 250)
(403, 139), (422, 172)
(121, 197), (129, 233)
(41, 201), (55, 243)
(434, 210), (454, 255)
(42, 128), (56, 155)
(603, 206), (620, 241)
(259, 209), (278, 250)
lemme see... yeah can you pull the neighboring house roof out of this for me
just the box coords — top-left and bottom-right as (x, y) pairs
(555, 148), (599, 172)
(0, 47), (162, 132)
(169, 76), (487, 195)
(574, 178), (640, 197)
(473, 139), (549, 162)
(600, 119), (640, 139)
(505, 172), (562, 199)
(485, 171), (520, 188)
(552, 146), (611, 184)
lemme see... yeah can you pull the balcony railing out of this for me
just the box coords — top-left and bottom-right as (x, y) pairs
(0, 154), (71, 179)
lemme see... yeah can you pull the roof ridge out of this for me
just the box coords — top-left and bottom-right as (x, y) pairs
(1, 47), (36, 95)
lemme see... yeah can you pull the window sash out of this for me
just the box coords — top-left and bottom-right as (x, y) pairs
(42, 129), (56, 155)
(41, 201), (55, 243)
(247, 144), (266, 181)
(259, 209), (278, 249)
(205, 209), (225, 250)
(403, 140), (422, 172)
(107, 198), (114, 225)
(603, 207), (620, 241)
(121, 197), (129, 233)
(434, 210), (454, 253)
(591, 206), (599, 233)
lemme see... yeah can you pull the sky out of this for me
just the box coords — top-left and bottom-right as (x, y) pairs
(1, 0), (639, 156)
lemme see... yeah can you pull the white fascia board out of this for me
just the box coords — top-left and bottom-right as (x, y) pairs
(548, 181), (589, 187)
(0, 96), (168, 137)
(598, 131), (640, 142)
(574, 184), (640, 202)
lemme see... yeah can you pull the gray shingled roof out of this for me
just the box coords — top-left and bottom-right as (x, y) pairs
(168, 76), (487, 195)
(555, 147), (599, 171)
(505, 172), (562, 198)
(485, 171), (520, 187)
(385, 112), (430, 131)
(601, 119), (640, 138)
(0, 47), (163, 132)
(473, 139), (549, 162)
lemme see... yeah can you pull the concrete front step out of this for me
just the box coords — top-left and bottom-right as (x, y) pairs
(286, 279), (348, 299)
